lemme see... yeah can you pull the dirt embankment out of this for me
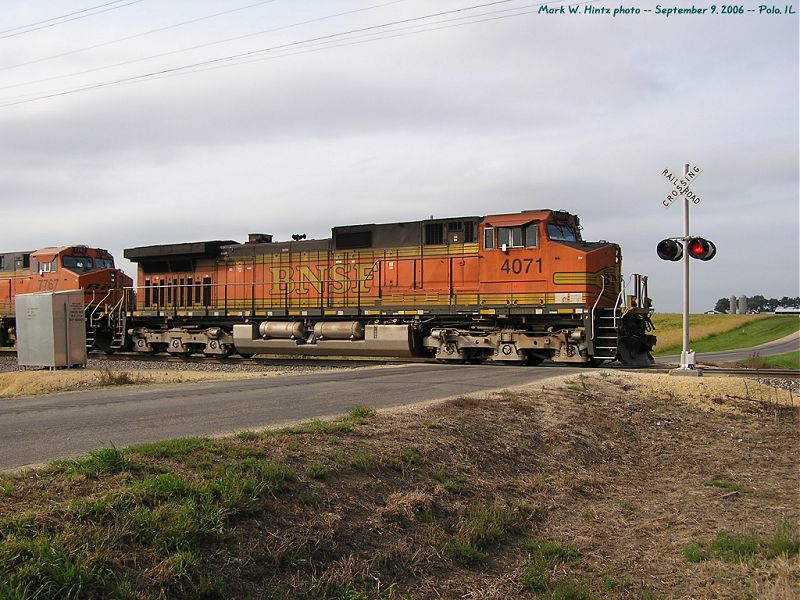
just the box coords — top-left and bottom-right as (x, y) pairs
(0, 372), (797, 599)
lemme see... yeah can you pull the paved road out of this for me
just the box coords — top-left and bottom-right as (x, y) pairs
(0, 363), (580, 471)
(657, 330), (799, 364)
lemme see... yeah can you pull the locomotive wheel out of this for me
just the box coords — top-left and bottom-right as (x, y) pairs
(238, 353), (254, 359)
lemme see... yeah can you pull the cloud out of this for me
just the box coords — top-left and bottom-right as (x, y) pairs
(0, 1), (796, 312)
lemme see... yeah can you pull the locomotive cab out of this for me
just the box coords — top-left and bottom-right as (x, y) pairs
(0, 245), (132, 349)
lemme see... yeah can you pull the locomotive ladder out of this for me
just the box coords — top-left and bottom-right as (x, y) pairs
(591, 274), (650, 362)
(590, 275), (619, 361)
(592, 307), (621, 361)
(85, 291), (127, 352)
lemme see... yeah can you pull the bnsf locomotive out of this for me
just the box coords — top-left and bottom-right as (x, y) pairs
(122, 210), (656, 365)
(0, 245), (132, 349)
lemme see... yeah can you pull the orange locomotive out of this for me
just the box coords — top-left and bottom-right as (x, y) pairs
(0, 245), (132, 349)
(124, 210), (656, 365)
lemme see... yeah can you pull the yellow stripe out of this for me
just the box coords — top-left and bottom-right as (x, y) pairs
(553, 272), (603, 286)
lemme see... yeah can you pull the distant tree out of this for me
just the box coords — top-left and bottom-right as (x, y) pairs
(747, 295), (768, 312)
(711, 295), (800, 313)
(779, 296), (800, 308)
(714, 298), (730, 313)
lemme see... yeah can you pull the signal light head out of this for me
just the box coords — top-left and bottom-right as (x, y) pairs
(687, 237), (716, 261)
(657, 239), (683, 261)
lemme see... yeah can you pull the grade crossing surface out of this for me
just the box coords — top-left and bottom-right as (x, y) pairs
(0, 363), (580, 471)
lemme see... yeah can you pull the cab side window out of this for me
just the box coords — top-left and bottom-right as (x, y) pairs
(484, 227), (495, 250)
(525, 223), (538, 247)
(485, 223), (538, 249)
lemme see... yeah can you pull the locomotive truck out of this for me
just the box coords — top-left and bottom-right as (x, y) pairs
(0, 245), (132, 350)
(122, 209), (656, 365)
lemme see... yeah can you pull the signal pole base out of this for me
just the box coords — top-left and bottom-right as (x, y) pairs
(669, 367), (704, 377)
(670, 350), (703, 376)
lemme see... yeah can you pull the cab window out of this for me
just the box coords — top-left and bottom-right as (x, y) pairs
(547, 223), (578, 242)
(485, 224), (540, 249)
(525, 223), (538, 247)
(62, 256), (94, 270)
(35, 259), (57, 274)
(484, 227), (494, 250)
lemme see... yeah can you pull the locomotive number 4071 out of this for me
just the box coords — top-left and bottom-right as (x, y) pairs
(500, 258), (542, 275)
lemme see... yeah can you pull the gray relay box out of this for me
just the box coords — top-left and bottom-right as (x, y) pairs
(15, 291), (87, 369)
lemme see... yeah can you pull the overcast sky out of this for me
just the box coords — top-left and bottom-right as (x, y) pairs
(1, 0), (797, 312)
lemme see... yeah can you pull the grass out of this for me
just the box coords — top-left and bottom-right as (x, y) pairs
(305, 461), (329, 480)
(94, 368), (137, 386)
(432, 469), (466, 494)
(653, 314), (799, 355)
(704, 480), (746, 494)
(735, 351), (800, 370)
(445, 502), (532, 566)
(0, 407), (376, 599)
(684, 522), (799, 563)
(520, 538), (588, 598)
(53, 445), (133, 477)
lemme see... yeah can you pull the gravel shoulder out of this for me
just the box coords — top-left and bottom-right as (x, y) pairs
(0, 355), (347, 399)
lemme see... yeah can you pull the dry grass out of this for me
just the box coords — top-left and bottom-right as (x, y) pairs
(651, 313), (767, 353)
(0, 372), (797, 598)
(0, 368), (277, 399)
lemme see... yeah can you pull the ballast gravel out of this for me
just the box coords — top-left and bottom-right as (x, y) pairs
(0, 355), (344, 375)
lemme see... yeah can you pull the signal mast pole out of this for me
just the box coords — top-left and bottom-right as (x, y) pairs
(680, 163), (693, 370)
(659, 162), (713, 374)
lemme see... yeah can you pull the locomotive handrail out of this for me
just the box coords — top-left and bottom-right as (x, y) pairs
(613, 276), (628, 330)
(590, 274), (605, 339)
(88, 290), (112, 320)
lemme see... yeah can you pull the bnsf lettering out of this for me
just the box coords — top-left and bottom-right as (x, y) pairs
(269, 265), (373, 295)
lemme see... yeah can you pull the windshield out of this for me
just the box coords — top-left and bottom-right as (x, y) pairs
(547, 223), (578, 242)
(95, 258), (115, 269)
(62, 256), (94, 271)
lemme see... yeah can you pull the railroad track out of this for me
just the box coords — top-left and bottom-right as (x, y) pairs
(2, 346), (797, 378)
(632, 362), (799, 379)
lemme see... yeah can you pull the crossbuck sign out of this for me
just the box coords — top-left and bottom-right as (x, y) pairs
(662, 165), (702, 207)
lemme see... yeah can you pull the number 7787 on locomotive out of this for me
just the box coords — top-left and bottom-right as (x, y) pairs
(122, 209), (656, 366)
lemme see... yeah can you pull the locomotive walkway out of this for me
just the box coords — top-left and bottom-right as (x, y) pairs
(0, 363), (581, 471)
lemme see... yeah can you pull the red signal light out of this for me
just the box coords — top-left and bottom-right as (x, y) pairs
(687, 237), (716, 261)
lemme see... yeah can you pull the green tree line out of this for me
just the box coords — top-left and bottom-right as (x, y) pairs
(713, 296), (800, 313)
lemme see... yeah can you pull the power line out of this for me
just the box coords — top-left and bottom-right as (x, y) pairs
(0, 0), (410, 91)
(0, 0), (146, 40)
(0, 0), (283, 73)
(0, 0), (581, 108)
(145, 4), (563, 82)
(0, 0), (133, 35)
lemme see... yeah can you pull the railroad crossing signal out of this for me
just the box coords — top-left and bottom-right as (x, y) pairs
(657, 237), (716, 262)
(686, 237), (716, 261)
(658, 162), (714, 373)
(657, 239), (683, 261)
(663, 165), (702, 207)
